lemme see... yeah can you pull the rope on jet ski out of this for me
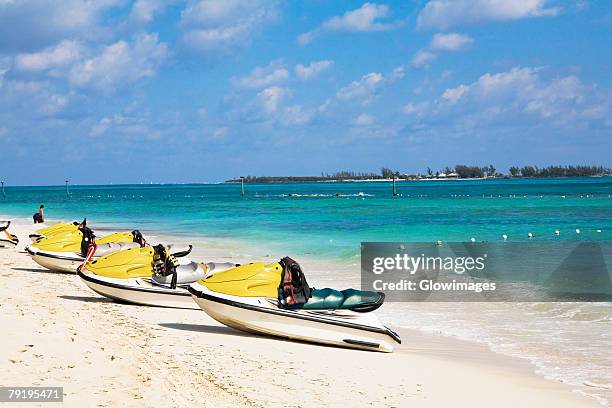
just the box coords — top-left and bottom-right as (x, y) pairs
(78, 222), (97, 269)
(81, 240), (97, 268)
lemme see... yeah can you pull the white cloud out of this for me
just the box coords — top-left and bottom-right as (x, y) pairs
(353, 113), (375, 126)
(211, 126), (228, 139)
(90, 116), (115, 137)
(180, 0), (280, 53)
(402, 102), (429, 115)
(234, 60), (289, 89)
(337, 72), (384, 102)
(430, 32), (473, 51)
(0, 0), (124, 51)
(298, 3), (397, 45)
(14, 40), (83, 72)
(411, 50), (437, 68)
(225, 84), (317, 129)
(129, 0), (170, 23)
(69, 33), (168, 92)
(256, 86), (291, 113)
(0, 78), (71, 117)
(39, 93), (69, 115)
(89, 112), (166, 139)
(417, 0), (560, 30)
(294, 60), (333, 80)
(405, 67), (612, 130)
(279, 105), (316, 126)
(323, 3), (393, 31)
(336, 66), (404, 105)
(388, 66), (406, 81)
(441, 84), (469, 102)
(412, 32), (473, 68)
(446, 67), (540, 102)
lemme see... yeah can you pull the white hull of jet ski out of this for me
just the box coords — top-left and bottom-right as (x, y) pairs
(0, 238), (18, 248)
(26, 246), (95, 272)
(188, 282), (401, 353)
(78, 262), (236, 308)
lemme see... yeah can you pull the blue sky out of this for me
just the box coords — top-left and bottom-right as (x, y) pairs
(0, 0), (611, 185)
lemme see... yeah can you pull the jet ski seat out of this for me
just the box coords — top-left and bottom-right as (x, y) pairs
(94, 242), (140, 257)
(153, 261), (238, 285)
(152, 262), (206, 285)
(301, 288), (385, 313)
(204, 262), (239, 278)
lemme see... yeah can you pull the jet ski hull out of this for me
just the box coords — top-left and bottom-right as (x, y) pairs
(189, 283), (400, 352)
(25, 246), (85, 272)
(25, 241), (145, 273)
(77, 269), (197, 309)
(77, 261), (235, 309)
(0, 238), (18, 248)
(0, 221), (18, 248)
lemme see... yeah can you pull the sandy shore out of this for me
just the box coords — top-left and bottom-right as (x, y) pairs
(0, 220), (601, 407)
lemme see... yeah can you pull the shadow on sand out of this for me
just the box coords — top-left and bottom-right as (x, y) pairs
(158, 322), (260, 338)
(12, 267), (74, 275)
(158, 323), (365, 351)
(59, 295), (114, 303)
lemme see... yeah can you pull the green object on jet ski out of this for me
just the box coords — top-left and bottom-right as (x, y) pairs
(303, 288), (384, 311)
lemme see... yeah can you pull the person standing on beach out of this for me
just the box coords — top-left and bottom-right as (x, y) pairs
(33, 204), (45, 224)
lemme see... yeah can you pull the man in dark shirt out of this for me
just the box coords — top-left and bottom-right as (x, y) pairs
(33, 204), (45, 224)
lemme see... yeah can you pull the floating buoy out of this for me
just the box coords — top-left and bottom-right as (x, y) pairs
(528, 232), (533, 239)
(555, 230), (560, 235)
(561, 195), (566, 198)
(502, 234), (508, 241)
(597, 229), (602, 233)
(575, 229), (581, 234)
(470, 237), (476, 243)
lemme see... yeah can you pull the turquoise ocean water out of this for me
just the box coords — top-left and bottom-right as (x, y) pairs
(1, 177), (612, 404)
(1, 177), (611, 258)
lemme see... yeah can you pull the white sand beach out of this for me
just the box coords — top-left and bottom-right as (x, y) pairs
(0, 220), (602, 407)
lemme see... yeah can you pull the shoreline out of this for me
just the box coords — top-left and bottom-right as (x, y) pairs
(1, 216), (605, 407)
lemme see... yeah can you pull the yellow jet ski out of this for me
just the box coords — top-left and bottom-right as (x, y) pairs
(0, 221), (19, 248)
(188, 257), (401, 352)
(29, 221), (79, 242)
(78, 245), (234, 309)
(25, 222), (152, 272)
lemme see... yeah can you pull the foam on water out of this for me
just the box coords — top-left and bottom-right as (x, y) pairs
(375, 301), (612, 406)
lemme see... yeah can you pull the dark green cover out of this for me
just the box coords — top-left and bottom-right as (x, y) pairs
(302, 288), (383, 311)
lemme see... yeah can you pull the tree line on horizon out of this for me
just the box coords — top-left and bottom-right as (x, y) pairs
(226, 165), (611, 183)
(508, 165), (610, 178)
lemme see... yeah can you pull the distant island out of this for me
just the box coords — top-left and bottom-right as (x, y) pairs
(225, 165), (611, 183)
